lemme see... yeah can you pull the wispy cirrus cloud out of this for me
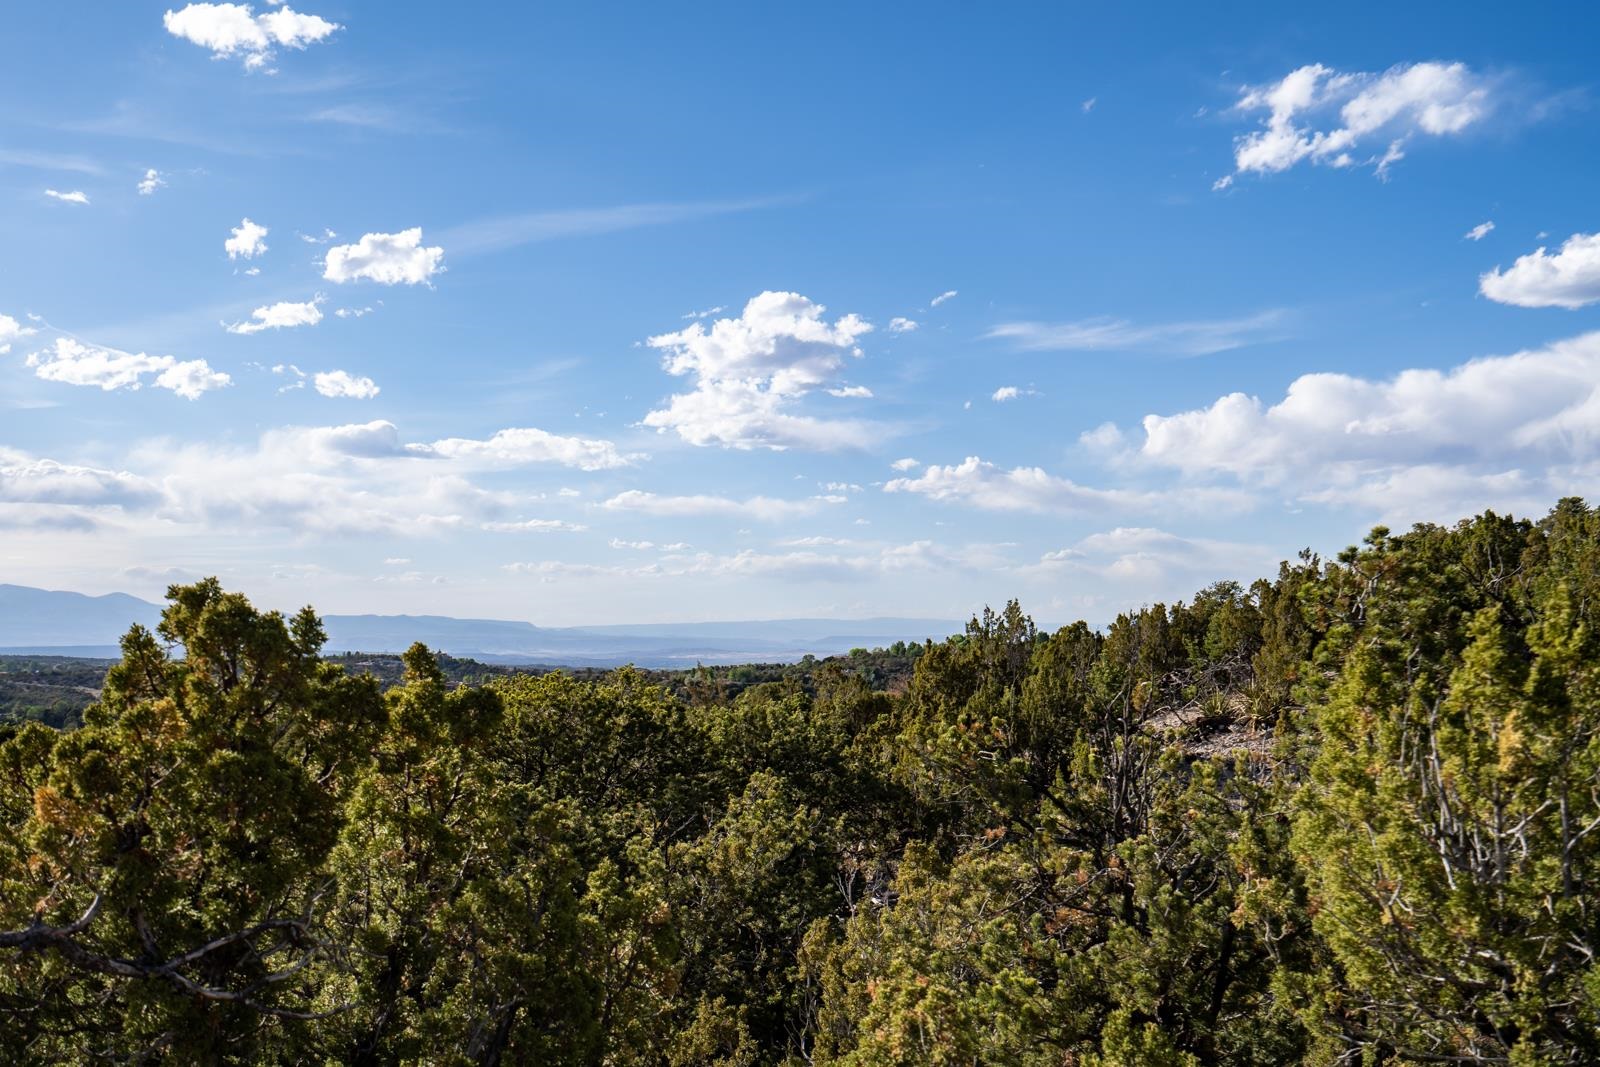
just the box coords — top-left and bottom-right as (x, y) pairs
(0, 149), (103, 175)
(986, 309), (1287, 356)
(508, 539), (1001, 585)
(483, 518), (587, 533)
(441, 195), (802, 257)
(601, 489), (844, 522)
(307, 103), (449, 134)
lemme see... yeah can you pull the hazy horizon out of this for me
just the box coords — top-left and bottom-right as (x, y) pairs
(0, 579), (963, 633)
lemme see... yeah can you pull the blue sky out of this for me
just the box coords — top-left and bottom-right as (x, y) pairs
(3, 2), (1600, 626)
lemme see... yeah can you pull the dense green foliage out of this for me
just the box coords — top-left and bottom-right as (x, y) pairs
(0, 649), (924, 734)
(3, 502), (1599, 1064)
(0, 657), (116, 731)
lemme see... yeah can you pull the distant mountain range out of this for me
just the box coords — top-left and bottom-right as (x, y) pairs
(0, 584), (960, 667)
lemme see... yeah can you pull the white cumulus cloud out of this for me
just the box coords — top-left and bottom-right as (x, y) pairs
(44, 189), (89, 205)
(313, 369), (379, 399)
(888, 317), (918, 333)
(1218, 61), (1492, 187)
(26, 338), (230, 400)
(416, 427), (634, 471)
(225, 296), (323, 334)
(1464, 220), (1494, 241)
(137, 169), (166, 196)
(323, 228), (444, 285)
(885, 456), (1246, 515)
(931, 290), (958, 306)
(0, 448), (161, 509)
(1479, 232), (1600, 309)
(1112, 330), (1600, 522)
(641, 291), (880, 450)
(1025, 527), (1274, 591)
(155, 360), (236, 401)
(225, 217), (269, 259)
(0, 417), (636, 541)
(132, 423), (498, 535)
(0, 314), (39, 355)
(163, 3), (341, 70)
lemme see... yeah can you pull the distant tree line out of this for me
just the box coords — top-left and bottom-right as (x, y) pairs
(0, 656), (115, 731)
(0, 647), (926, 733)
(2, 500), (1599, 1063)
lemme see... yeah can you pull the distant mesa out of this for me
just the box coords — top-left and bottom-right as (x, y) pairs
(0, 585), (956, 668)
